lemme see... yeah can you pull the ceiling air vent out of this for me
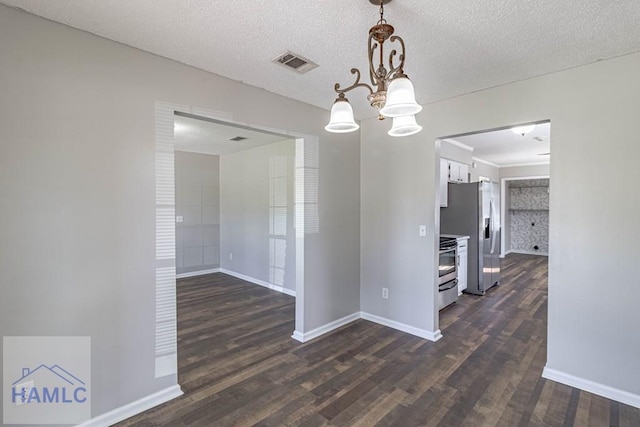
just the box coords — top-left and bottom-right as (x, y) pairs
(229, 136), (247, 142)
(273, 51), (318, 74)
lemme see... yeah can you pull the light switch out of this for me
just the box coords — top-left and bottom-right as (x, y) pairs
(176, 216), (184, 223)
(419, 225), (427, 236)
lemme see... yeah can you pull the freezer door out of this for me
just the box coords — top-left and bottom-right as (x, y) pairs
(490, 181), (501, 288)
(478, 182), (488, 293)
(480, 181), (501, 293)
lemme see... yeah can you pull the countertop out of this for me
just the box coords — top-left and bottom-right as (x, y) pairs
(441, 234), (470, 240)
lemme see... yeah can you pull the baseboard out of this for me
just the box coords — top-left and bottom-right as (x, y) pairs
(291, 330), (305, 342)
(220, 268), (296, 297)
(291, 311), (444, 344)
(176, 268), (220, 279)
(508, 250), (548, 256)
(291, 312), (360, 343)
(76, 385), (183, 427)
(542, 367), (640, 409)
(360, 312), (442, 342)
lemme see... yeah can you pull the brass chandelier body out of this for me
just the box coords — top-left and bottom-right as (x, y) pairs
(325, 0), (422, 136)
(334, 0), (407, 120)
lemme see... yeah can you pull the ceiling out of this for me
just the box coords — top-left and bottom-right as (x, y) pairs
(3, 0), (640, 123)
(445, 122), (550, 167)
(174, 115), (288, 155)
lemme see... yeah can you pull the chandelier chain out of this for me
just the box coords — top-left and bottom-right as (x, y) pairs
(378, 0), (386, 25)
(327, 0), (422, 131)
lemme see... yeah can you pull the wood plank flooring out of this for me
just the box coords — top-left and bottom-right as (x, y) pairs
(116, 254), (640, 426)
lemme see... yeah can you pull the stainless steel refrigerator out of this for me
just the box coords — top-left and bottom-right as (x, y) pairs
(440, 181), (501, 295)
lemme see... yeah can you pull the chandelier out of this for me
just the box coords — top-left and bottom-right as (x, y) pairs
(325, 0), (422, 137)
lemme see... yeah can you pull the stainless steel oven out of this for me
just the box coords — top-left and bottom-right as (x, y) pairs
(438, 237), (459, 310)
(439, 237), (457, 284)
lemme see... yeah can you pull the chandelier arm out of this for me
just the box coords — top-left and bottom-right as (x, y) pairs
(334, 68), (374, 96)
(368, 34), (382, 86)
(386, 35), (407, 79)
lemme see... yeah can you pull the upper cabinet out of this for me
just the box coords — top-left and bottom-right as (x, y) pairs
(440, 158), (449, 207)
(441, 159), (470, 207)
(447, 160), (469, 183)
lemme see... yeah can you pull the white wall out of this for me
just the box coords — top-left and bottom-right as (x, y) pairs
(361, 52), (640, 405)
(220, 140), (296, 293)
(175, 152), (220, 274)
(0, 4), (360, 421)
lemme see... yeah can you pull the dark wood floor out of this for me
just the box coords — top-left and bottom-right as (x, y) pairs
(116, 254), (640, 426)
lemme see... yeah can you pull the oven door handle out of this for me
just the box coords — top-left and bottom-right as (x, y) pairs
(439, 279), (458, 292)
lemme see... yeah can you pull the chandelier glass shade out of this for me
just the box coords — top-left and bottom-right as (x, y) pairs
(388, 114), (422, 137)
(325, 0), (422, 137)
(379, 77), (422, 117)
(324, 95), (360, 133)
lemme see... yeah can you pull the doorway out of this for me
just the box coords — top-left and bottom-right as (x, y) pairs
(153, 102), (310, 379)
(172, 111), (296, 293)
(436, 121), (551, 321)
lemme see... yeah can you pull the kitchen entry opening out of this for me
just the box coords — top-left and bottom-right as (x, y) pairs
(436, 120), (551, 318)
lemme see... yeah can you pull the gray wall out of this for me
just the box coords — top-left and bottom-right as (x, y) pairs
(471, 161), (500, 182)
(175, 152), (220, 275)
(440, 140), (473, 164)
(500, 164), (550, 178)
(361, 51), (640, 401)
(220, 140), (296, 293)
(0, 4), (360, 422)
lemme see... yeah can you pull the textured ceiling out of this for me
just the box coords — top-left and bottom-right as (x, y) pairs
(448, 122), (551, 167)
(3, 0), (640, 122)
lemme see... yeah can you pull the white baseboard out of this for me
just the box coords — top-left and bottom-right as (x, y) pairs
(77, 385), (183, 427)
(542, 367), (640, 409)
(360, 312), (442, 342)
(291, 312), (360, 342)
(291, 311), (443, 344)
(291, 330), (305, 342)
(176, 268), (220, 279)
(220, 268), (296, 297)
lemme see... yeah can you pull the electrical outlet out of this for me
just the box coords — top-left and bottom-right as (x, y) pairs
(382, 287), (389, 299)
(229, 253), (233, 260)
(176, 216), (184, 223)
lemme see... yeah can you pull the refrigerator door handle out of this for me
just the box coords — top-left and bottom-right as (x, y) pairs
(490, 199), (498, 254)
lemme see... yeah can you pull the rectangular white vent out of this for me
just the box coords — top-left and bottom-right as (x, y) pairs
(273, 51), (318, 74)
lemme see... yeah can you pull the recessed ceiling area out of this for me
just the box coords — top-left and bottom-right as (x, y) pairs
(2, 1), (640, 120)
(445, 122), (551, 167)
(173, 115), (288, 156)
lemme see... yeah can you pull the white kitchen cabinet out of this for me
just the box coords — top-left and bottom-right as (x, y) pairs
(447, 160), (470, 183)
(440, 158), (449, 207)
(456, 237), (468, 294)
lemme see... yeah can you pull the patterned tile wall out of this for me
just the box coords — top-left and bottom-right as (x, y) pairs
(509, 179), (549, 254)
